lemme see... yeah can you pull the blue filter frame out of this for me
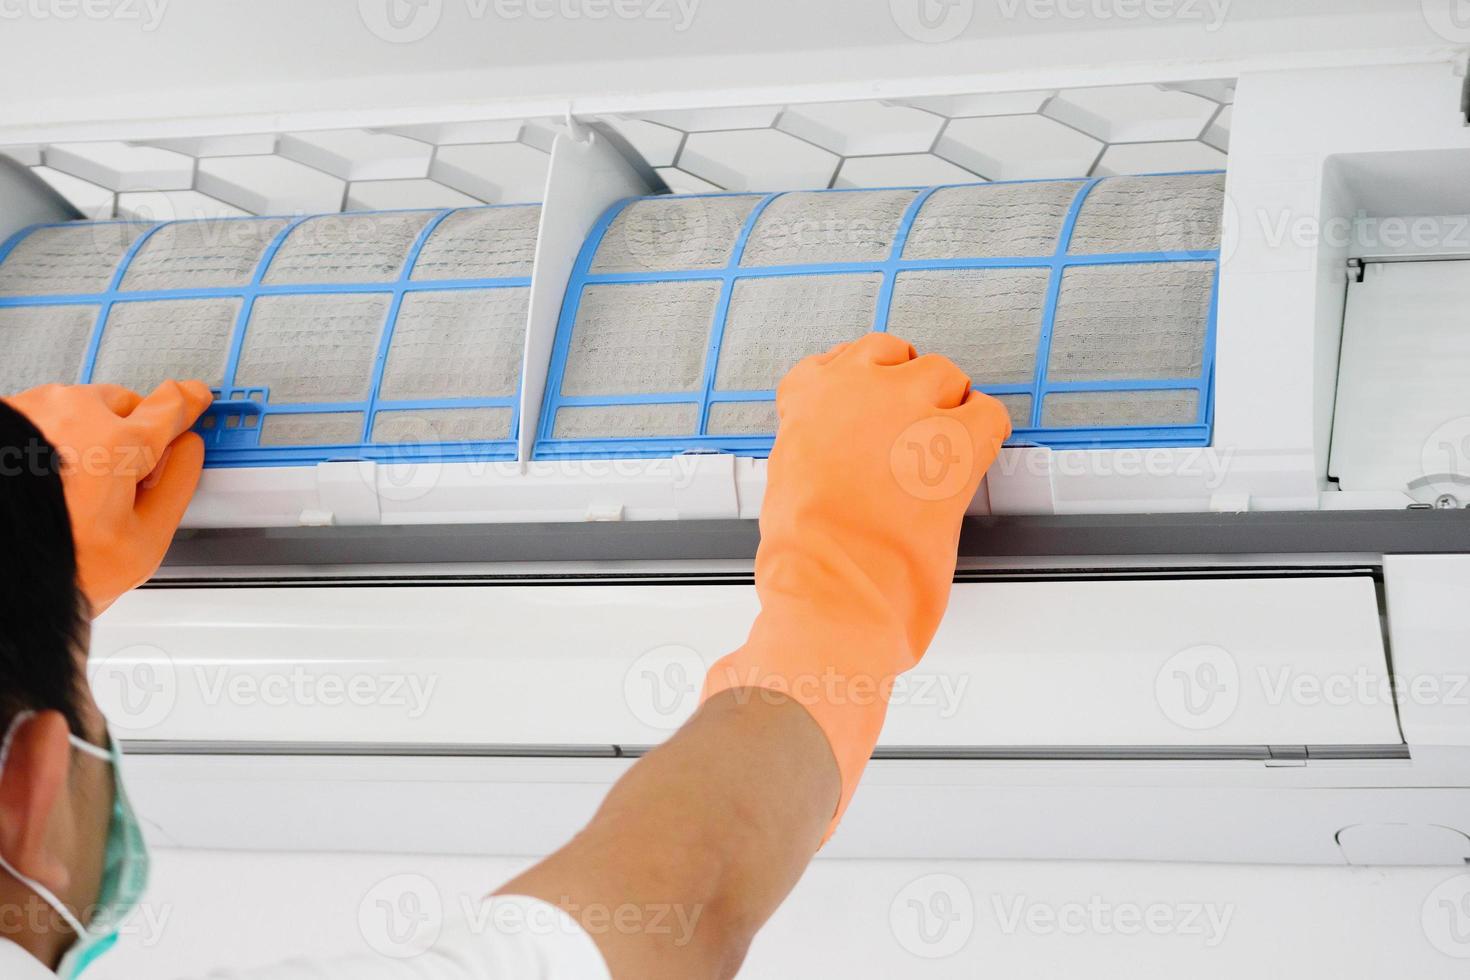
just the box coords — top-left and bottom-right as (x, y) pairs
(0, 205), (537, 467)
(536, 174), (1222, 459)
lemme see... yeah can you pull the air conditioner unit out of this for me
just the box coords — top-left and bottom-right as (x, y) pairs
(3, 11), (1469, 866)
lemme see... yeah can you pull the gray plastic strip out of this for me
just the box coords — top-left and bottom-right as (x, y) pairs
(162, 510), (1470, 569)
(121, 741), (1410, 762)
(120, 741), (620, 758)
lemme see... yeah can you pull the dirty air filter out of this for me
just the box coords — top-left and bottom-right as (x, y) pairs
(537, 173), (1222, 457)
(0, 205), (540, 466)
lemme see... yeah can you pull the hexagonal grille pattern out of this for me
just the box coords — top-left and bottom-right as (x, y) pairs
(2, 81), (1230, 219)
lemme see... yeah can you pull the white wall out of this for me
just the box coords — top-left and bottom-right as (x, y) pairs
(91, 850), (1470, 978)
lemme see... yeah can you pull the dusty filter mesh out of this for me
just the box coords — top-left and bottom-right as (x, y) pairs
(592, 196), (762, 274)
(257, 412), (366, 447)
(233, 293), (392, 403)
(903, 181), (1084, 260)
(716, 273), (882, 390)
(1068, 173), (1225, 254)
(264, 211), (435, 285)
(554, 403), (700, 439)
(91, 298), (239, 394)
(0, 305), (97, 393)
(411, 206), (542, 281)
(886, 268), (1049, 385)
(121, 219), (289, 291)
(562, 280), (720, 395)
(372, 407), (513, 443)
(991, 394), (1034, 432)
(706, 400), (779, 436)
(1042, 390), (1199, 427)
(740, 190), (917, 266)
(1047, 262), (1214, 382)
(379, 288), (529, 401)
(0, 224), (148, 296)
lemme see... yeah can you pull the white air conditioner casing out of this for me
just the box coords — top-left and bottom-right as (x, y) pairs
(90, 54), (1465, 523)
(92, 555), (1470, 866)
(10, 8), (1470, 869)
(7, 52), (1470, 524)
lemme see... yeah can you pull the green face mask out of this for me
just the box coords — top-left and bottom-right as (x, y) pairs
(0, 711), (151, 979)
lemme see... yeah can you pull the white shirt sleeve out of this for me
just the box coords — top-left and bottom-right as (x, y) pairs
(175, 896), (612, 980)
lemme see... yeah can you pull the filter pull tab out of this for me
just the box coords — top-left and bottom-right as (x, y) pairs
(196, 388), (268, 449)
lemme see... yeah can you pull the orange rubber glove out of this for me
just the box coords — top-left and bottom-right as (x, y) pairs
(5, 381), (212, 617)
(701, 333), (1011, 840)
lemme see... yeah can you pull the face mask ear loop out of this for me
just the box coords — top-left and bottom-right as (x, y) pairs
(0, 850), (91, 940)
(0, 711), (98, 943)
(66, 738), (111, 764)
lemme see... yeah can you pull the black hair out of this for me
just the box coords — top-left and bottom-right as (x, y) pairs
(0, 400), (87, 738)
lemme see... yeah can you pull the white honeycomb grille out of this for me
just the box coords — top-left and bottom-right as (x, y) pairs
(1, 82), (1231, 219)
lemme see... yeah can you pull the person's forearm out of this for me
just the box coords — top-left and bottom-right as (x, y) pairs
(495, 689), (839, 980)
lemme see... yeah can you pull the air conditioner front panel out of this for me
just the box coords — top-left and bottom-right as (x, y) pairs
(92, 574), (1400, 751)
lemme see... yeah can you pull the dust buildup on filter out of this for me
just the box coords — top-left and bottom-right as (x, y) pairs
(263, 211), (436, 284)
(411, 205), (542, 280)
(553, 403), (700, 439)
(705, 400), (779, 436)
(592, 196), (762, 274)
(562, 280), (721, 396)
(92, 298), (239, 393)
(0, 305), (97, 393)
(1047, 262), (1214, 382)
(887, 268), (1049, 386)
(740, 190), (917, 266)
(121, 218), (289, 290)
(379, 288), (528, 401)
(902, 182), (1083, 260)
(716, 273), (882, 391)
(372, 407), (514, 443)
(1068, 173), (1225, 254)
(1042, 389), (1199, 427)
(233, 293), (392, 403)
(990, 394), (1033, 432)
(257, 412), (366, 446)
(0, 224), (149, 296)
